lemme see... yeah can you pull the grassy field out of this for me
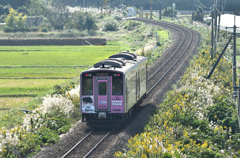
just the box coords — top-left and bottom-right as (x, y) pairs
(0, 41), (123, 127)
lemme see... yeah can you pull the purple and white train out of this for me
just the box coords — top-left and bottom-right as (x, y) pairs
(80, 51), (147, 122)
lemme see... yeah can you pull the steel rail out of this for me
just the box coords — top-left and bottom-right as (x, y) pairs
(61, 127), (117, 158)
(61, 130), (93, 158)
(132, 18), (194, 94)
(147, 20), (194, 94)
(133, 18), (188, 81)
(83, 128), (116, 158)
(138, 19), (187, 81)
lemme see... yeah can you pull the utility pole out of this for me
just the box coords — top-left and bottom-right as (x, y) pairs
(211, 6), (214, 59)
(217, 0), (223, 41)
(159, 0), (162, 20)
(214, 4), (218, 54)
(150, 0), (153, 19)
(231, 16), (240, 128)
(233, 17), (237, 99)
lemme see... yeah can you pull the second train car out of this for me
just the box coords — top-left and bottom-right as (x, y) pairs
(80, 51), (147, 122)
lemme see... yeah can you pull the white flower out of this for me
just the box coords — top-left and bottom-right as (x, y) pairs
(67, 85), (80, 97)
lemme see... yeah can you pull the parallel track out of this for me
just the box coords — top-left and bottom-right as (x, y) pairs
(60, 18), (199, 158)
(61, 127), (116, 158)
(131, 18), (195, 95)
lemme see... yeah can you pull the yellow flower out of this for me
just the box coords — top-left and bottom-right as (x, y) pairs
(181, 148), (185, 152)
(184, 131), (188, 137)
(141, 153), (147, 158)
(201, 141), (208, 148)
(164, 121), (167, 127)
(2, 148), (7, 153)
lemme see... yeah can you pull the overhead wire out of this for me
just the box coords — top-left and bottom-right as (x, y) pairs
(196, 0), (207, 9)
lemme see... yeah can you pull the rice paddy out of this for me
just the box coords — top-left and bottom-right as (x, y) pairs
(0, 41), (121, 114)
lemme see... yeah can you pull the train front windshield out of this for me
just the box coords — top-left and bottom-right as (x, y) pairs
(82, 72), (123, 96)
(112, 76), (123, 95)
(82, 74), (93, 95)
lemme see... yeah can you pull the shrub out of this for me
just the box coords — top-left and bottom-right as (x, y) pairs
(162, 7), (177, 17)
(193, 6), (204, 22)
(40, 27), (48, 32)
(4, 8), (28, 32)
(124, 21), (141, 31)
(102, 18), (119, 31)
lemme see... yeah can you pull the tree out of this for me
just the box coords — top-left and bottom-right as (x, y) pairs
(44, 3), (70, 30)
(84, 13), (98, 32)
(68, 12), (98, 32)
(4, 8), (27, 32)
(26, 0), (46, 16)
(162, 7), (176, 17)
(193, 6), (204, 22)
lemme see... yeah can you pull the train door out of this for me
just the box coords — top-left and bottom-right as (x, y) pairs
(95, 77), (111, 112)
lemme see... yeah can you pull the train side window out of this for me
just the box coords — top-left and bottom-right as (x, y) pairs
(112, 78), (123, 95)
(82, 78), (93, 95)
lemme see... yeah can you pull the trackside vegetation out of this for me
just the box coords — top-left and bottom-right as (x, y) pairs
(0, 8), (170, 157)
(114, 19), (240, 157)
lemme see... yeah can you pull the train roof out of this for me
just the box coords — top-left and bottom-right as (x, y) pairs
(82, 51), (147, 74)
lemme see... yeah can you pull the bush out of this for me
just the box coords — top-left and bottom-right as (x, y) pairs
(40, 27), (48, 32)
(163, 7), (177, 17)
(4, 8), (29, 32)
(35, 126), (60, 146)
(114, 16), (122, 21)
(193, 6), (204, 22)
(103, 18), (119, 31)
(124, 21), (141, 31)
(3, 26), (14, 32)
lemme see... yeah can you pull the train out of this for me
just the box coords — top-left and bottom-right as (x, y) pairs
(80, 51), (148, 122)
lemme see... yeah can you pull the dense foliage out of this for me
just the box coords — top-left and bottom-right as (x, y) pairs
(3, 0), (240, 12)
(114, 20), (240, 157)
(0, 89), (81, 157)
(162, 7), (177, 18)
(193, 6), (204, 22)
(4, 8), (27, 32)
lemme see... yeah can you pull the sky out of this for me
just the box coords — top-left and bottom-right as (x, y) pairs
(219, 14), (240, 33)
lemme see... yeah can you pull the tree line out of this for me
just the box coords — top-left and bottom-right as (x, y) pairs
(2, 0), (240, 12)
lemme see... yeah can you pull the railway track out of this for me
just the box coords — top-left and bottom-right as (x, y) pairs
(61, 127), (116, 158)
(131, 18), (197, 96)
(34, 18), (200, 158)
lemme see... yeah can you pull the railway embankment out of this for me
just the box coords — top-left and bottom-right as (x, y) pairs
(114, 19), (240, 157)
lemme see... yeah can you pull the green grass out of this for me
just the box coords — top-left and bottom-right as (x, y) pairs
(0, 79), (67, 96)
(0, 44), (120, 66)
(0, 41), (121, 97)
(0, 40), (122, 128)
(0, 67), (87, 78)
(157, 29), (170, 42)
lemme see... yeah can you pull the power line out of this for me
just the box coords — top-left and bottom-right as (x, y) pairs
(196, 0), (207, 9)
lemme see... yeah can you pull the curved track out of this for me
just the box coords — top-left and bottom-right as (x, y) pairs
(33, 18), (200, 158)
(132, 18), (196, 95)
